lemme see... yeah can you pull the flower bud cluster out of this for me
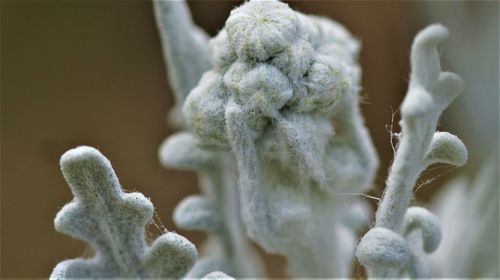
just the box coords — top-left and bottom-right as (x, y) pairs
(178, 1), (378, 276)
(183, 0), (360, 149)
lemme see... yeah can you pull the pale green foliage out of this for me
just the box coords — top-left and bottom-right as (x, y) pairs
(153, 0), (211, 125)
(174, 195), (221, 233)
(159, 130), (264, 278)
(356, 227), (411, 272)
(172, 0), (378, 277)
(49, 0), (478, 279)
(356, 24), (467, 278)
(402, 207), (441, 254)
(51, 146), (197, 279)
(356, 207), (443, 278)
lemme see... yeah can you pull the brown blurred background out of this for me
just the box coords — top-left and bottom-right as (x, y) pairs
(1, 1), (498, 278)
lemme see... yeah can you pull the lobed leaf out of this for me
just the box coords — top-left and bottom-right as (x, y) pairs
(51, 146), (197, 279)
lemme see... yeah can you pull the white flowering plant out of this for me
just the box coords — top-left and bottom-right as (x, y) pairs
(49, 0), (498, 279)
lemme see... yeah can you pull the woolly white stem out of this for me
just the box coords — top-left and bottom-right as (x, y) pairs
(160, 132), (263, 277)
(376, 123), (427, 231)
(375, 24), (461, 231)
(218, 164), (265, 277)
(153, 0), (211, 105)
(206, 164), (264, 277)
(225, 99), (275, 248)
(357, 24), (466, 279)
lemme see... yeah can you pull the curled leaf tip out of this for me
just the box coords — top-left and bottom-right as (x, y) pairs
(173, 195), (221, 232)
(424, 132), (468, 168)
(403, 207), (442, 253)
(413, 24), (449, 47)
(357, 227), (411, 269)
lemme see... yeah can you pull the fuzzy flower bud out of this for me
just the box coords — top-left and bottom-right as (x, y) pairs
(184, 0), (363, 149)
(225, 0), (300, 61)
(184, 71), (229, 148)
(180, 1), (379, 276)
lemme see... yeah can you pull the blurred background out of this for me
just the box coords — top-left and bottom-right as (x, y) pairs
(1, 0), (498, 277)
